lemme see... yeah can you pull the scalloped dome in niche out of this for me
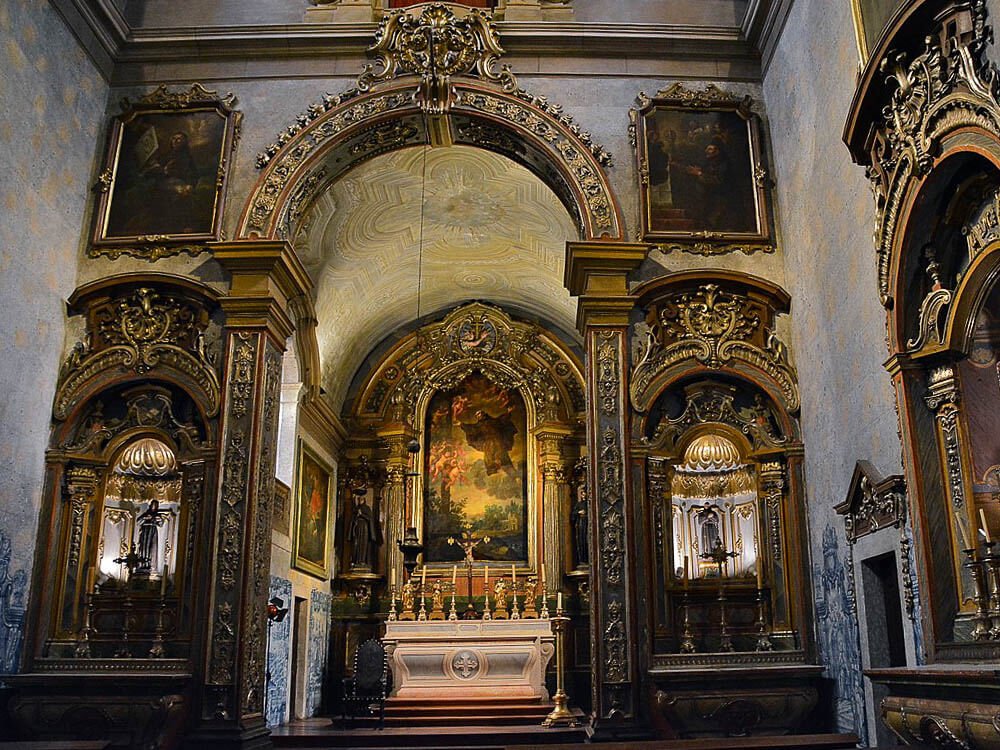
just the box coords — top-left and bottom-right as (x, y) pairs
(294, 145), (581, 411)
(682, 433), (743, 472)
(114, 437), (178, 477)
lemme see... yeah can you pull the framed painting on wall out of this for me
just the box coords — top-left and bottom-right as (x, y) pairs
(632, 84), (773, 254)
(423, 371), (529, 564)
(293, 442), (333, 579)
(851, 0), (905, 63)
(90, 83), (240, 260)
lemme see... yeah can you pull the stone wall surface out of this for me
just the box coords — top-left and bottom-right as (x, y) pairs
(0, 0), (109, 674)
(763, 0), (904, 740)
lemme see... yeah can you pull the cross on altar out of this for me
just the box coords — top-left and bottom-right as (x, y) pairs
(447, 530), (490, 619)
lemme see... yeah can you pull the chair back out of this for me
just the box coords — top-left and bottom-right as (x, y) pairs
(353, 638), (386, 696)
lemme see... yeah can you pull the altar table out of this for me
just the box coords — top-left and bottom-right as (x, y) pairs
(382, 619), (555, 701)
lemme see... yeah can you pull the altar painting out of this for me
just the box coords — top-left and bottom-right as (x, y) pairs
(424, 373), (528, 563)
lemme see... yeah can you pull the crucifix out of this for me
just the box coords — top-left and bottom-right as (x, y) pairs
(448, 530), (491, 619)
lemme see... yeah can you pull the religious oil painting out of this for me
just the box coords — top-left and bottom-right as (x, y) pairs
(424, 372), (528, 563)
(91, 85), (239, 258)
(293, 443), (332, 578)
(634, 85), (772, 246)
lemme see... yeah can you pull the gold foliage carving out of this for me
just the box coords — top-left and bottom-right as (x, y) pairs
(55, 285), (220, 421)
(865, 0), (1000, 306)
(632, 285), (798, 412)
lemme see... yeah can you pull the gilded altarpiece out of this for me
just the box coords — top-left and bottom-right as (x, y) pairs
(345, 302), (585, 589)
(630, 271), (821, 738)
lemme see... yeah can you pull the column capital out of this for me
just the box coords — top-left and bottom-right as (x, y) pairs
(212, 240), (313, 342)
(565, 241), (649, 330)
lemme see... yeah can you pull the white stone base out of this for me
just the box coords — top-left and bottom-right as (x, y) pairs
(383, 619), (555, 701)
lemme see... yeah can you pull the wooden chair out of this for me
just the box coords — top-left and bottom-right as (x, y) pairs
(341, 638), (388, 728)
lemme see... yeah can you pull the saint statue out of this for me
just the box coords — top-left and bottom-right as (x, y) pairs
(401, 580), (415, 614)
(348, 496), (382, 570)
(571, 480), (589, 567)
(431, 581), (445, 612)
(135, 498), (168, 577)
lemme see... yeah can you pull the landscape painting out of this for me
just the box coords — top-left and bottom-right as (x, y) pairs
(423, 372), (528, 563)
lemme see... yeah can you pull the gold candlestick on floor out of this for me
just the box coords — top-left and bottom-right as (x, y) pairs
(543, 608), (577, 727)
(964, 547), (991, 640)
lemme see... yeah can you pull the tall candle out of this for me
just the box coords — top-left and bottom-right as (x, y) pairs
(541, 564), (546, 588)
(557, 591), (563, 611)
(484, 565), (489, 587)
(390, 568), (396, 588)
(160, 565), (168, 597)
(421, 566), (426, 587)
(511, 564), (516, 584)
(452, 565), (457, 585)
(756, 562), (763, 590)
(682, 555), (689, 588)
(85, 564), (96, 594)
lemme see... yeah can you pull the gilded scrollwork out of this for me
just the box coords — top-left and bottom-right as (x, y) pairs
(55, 286), (220, 421)
(632, 283), (798, 413)
(837, 461), (906, 543)
(864, 0), (1000, 306)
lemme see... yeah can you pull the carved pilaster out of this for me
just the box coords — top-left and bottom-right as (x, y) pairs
(191, 241), (310, 749)
(377, 424), (417, 586)
(534, 422), (573, 587)
(60, 466), (100, 634)
(924, 364), (977, 612)
(759, 461), (789, 631)
(566, 241), (648, 737)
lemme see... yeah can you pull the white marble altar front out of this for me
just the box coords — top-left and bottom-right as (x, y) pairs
(383, 619), (555, 701)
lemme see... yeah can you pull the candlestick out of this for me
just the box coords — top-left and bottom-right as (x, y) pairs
(981, 508), (992, 544)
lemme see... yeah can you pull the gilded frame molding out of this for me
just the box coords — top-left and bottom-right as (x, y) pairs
(630, 84), (774, 255)
(292, 439), (334, 579)
(89, 83), (242, 261)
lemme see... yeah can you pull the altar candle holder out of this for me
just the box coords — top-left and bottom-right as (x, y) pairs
(963, 547), (992, 640)
(678, 592), (697, 654)
(482, 584), (492, 621)
(540, 585), (550, 619)
(449, 582), (459, 621)
(388, 586), (398, 621)
(417, 584), (428, 621)
(717, 583), (733, 653)
(754, 587), (774, 652)
(149, 597), (168, 659)
(115, 591), (133, 658)
(511, 581), (521, 620)
(984, 542), (1000, 640)
(543, 611), (576, 727)
(73, 586), (96, 659)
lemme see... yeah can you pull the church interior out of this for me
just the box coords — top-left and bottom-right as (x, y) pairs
(4, 0), (1000, 748)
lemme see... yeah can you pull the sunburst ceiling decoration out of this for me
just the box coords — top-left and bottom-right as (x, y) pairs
(294, 145), (581, 411)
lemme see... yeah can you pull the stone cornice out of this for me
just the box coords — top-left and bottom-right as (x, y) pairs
(51, 1), (798, 84)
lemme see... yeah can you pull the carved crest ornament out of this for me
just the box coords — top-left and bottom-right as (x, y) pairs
(245, 3), (619, 243)
(631, 281), (799, 414)
(861, 0), (1000, 306)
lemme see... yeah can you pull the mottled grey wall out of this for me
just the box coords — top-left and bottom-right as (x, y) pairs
(0, 0), (108, 672)
(763, 0), (903, 741)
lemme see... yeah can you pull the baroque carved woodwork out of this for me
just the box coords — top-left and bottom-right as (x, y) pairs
(54, 277), (222, 424)
(836, 461), (907, 543)
(244, 3), (620, 243)
(631, 272), (798, 415)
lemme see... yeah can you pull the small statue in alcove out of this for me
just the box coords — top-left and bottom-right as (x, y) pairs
(134, 497), (170, 579)
(348, 495), (382, 571)
(571, 463), (589, 568)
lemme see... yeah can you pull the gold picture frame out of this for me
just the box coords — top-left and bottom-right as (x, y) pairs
(850, 0), (904, 64)
(292, 441), (333, 579)
(631, 84), (773, 255)
(90, 83), (241, 261)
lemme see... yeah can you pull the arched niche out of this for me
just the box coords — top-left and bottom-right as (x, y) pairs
(24, 275), (222, 671)
(237, 4), (622, 245)
(337, 301), (586, 605)
(628, 270), (812, 670)
(845, 0), (1000, 665)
